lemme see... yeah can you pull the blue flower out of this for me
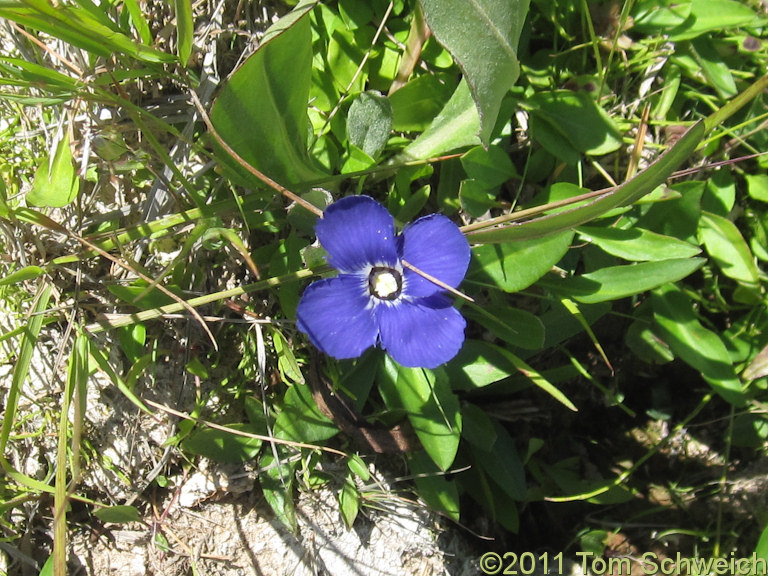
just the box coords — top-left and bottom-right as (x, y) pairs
(296, 195), (471, 368)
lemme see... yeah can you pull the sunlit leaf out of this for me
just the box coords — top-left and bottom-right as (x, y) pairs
(577, 225), (701, 261)
(419, 0), (529, 144)
(549, 258), (705, 304)
(210, 13), (327, 188)
(379, 358), (461, 471)
(27, 132), (79, 208)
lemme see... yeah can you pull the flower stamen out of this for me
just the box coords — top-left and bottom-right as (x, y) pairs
(369, 267), (402, 300)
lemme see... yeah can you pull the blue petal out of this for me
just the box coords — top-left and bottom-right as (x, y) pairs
(376, 295), (466, 368)
(296, 275), (378, 360)
(316, 196), (399, 273)
(399, 214), (471, 298)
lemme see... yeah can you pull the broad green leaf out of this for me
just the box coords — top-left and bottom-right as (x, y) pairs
(465, 120), (706, 242)
(698, 211), (760, 289)
(27, 132), (79, 208)
(408, 450), (460, 521)
(347, 454), (370, 481)
(551, 258), (705, 304)
(379, 359), (461, 471)
(260, 450), (298, 531)
(347, 91), (393, 159)
(94, 505), (141, 524)
(469, 230), (574, 292)
(746, 174), (768, 203)
(444, 339), (517, 390)
(464, 305), (545, 350)
(274, 381), (338, 443)
(392, 79), (481, 163)
(625, 318), (674, 364)
(173, 0), (194, 66)
(632, 0), (692, 32)
(459, 178), (499, 217)
(668, 0), (757, 41)
(651, 285), (745, 406)
(181, 423), (263, 463)
(461, 145), (516, 187)
(419, 0), (529, 144)
(474, 421), (526, 501)
(461, 403), (497, 451)
(690, 38), (736, 99)
(527, 90), (623, 157)
(577, 225), (701, 261)
(210, 14), (327, 188)
(389, 73), (455, 131)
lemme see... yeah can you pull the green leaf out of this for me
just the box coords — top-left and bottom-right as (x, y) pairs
(274, 382), (338, 443)
(27, 132), (79, 208)
(389, 73), (455, 131)
(473, 421), (526, 501)
(668, 0), (757, 41)
(461, 403), (498, 451)
(392, 79), (481, 162)
(698, 211), (760, 289)
(210, 13), (327, 188)
(272, 330), (305, 384)
(94, 505), (141, 524)
(461, 145), (517, 186)
(552, 258), (705, 304)
(347, 90), (393, 159)
(173, 0), (194, 66)
(408, 450), (460, 521)
(466, 120), (706, 242)
(577, 225), (701, 262)
(464, 305), (545, 350)
(443, 339), (518, 390)
(632, 0), (692, 32)
(419, 0), (529, 144)
(0, 282), (52, 455)
(378, 358), (461, 471)
(469, 230), (574, 292)
(0, 265), (45, 286)
(181, 423), (263, 463)
(651, 285), (745, 406)
(259, 450), (298, 531)
(746, 174), (768, 203)
(690, 38), (737, 99)
(528, 90), (623, 158)
(338, 477), (359, 529)
(755, 522), (768, 562)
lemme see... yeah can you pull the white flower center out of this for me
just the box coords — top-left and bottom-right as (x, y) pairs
(368, 267), (402, 300)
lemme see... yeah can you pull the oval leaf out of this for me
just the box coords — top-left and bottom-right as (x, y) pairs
(578, 225), (701, 261)
(210, 13), (327, 188)
(419, 0), (529, 144)
(379, 358), (461, 471)
(651, 286), (745, 406)
(553, 258), (706, 303)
